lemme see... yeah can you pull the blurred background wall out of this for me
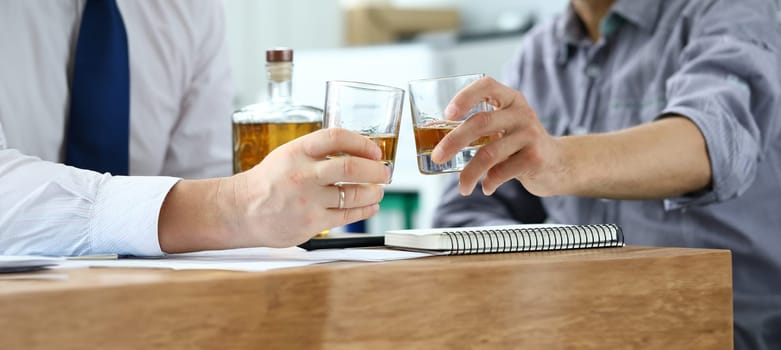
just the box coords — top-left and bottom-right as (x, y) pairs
(224, 0), (567, 105)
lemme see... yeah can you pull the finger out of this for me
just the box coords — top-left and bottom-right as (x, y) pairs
(444, 76), (523, 121)
(481, 155), (528, 196)
(323, 204), (381, 229)
(299, 128), (383, 160)
(431, 79), (528, 165)
(315, 156), (391, 185)
(431, 109), (520, 164)
(455, 130), (529, 195)
(324, 184), (384, 209)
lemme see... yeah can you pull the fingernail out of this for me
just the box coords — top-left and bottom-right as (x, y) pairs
(431, 148), (442, 164)
(458, 181), (472, 196)
(373, 147), (383, 160)
(385, 164), (392, 183)
(445, 103), (457, 119)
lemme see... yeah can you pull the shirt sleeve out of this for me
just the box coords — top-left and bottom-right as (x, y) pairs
(160, 1), (234, 179)
(0, 138), (179, 256)
(659, 0), (781, 209)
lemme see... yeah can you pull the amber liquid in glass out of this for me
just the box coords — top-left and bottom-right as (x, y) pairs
(367, 133), (398, 165)
(232, 121), (322, 173)
(413, 121), (490, 174)
(327, 133), (398, 184)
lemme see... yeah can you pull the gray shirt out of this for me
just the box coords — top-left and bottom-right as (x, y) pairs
(434, 0), (781, 348)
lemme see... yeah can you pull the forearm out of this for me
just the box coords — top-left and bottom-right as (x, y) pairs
(158, 178), (242, 253)
(559, 116), (712, 199)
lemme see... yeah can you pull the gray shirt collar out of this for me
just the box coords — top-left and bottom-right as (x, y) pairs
(555, 0), (663, 65)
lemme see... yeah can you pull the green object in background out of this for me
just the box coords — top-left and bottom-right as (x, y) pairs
(368, 192), (419, 233)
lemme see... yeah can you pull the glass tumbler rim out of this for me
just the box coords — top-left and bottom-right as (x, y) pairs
(408, 73), (486, 85)
(326, 80), (405, 95)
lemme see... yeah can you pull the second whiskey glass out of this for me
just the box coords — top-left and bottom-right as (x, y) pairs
(323, 80), (405, 184)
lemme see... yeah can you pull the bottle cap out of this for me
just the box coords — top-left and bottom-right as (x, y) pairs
(266, 48), (293, 63)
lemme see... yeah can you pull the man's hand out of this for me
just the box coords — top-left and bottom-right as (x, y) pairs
(431, 77), (569, 197)
(431, 77), (712, 200)
(159, 128), (390, 253)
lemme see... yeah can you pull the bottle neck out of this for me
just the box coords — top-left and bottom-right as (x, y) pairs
(267, 62), (293, 104)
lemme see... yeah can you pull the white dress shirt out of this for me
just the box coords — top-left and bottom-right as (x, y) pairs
(0, 0), (234, 256)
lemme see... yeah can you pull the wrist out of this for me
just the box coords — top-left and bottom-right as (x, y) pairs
(158, 178), (232, 253)
(214, 175), (247, 246)
(554, 135), (587, 196)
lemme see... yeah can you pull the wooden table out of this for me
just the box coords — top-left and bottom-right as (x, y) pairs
(0, 246), (732, 349)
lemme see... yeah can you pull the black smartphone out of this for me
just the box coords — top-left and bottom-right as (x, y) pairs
(298, 232), (385, 251)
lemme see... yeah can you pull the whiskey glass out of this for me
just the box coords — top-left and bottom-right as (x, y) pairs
(323, 80), (405, 183)
(408, 73), (490, 174)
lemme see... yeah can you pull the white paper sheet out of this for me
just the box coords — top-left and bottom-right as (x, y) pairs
(56, 247), (431, 272)
(169, 247), (431, 262)
(0, 255), (63, 273)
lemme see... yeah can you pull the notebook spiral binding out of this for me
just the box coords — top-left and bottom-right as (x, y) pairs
(443, 224), (624, 255)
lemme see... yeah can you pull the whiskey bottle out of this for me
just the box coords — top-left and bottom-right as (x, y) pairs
(232, 48), (323, 173)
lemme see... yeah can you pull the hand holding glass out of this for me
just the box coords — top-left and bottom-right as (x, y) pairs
(323, 81), (405, 184)
(408, 73), (491, 174)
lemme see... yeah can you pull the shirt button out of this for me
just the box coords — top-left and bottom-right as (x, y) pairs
(585, 65), (601, 77)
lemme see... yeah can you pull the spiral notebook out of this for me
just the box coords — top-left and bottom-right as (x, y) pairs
(384, 224), (624, 255)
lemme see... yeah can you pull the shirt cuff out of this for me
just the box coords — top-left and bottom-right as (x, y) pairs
(662, 189), (718, 211)
(91, 176), (181, 256)
(658, 105), (757, 210)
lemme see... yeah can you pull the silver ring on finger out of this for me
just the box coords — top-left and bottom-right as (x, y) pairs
(337, 185), (346, 209)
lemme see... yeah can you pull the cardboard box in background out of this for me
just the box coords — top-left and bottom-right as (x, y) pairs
(345, 6), (460, 46)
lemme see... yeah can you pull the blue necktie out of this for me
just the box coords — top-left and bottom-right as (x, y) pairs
(65, 0), (129, 175)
